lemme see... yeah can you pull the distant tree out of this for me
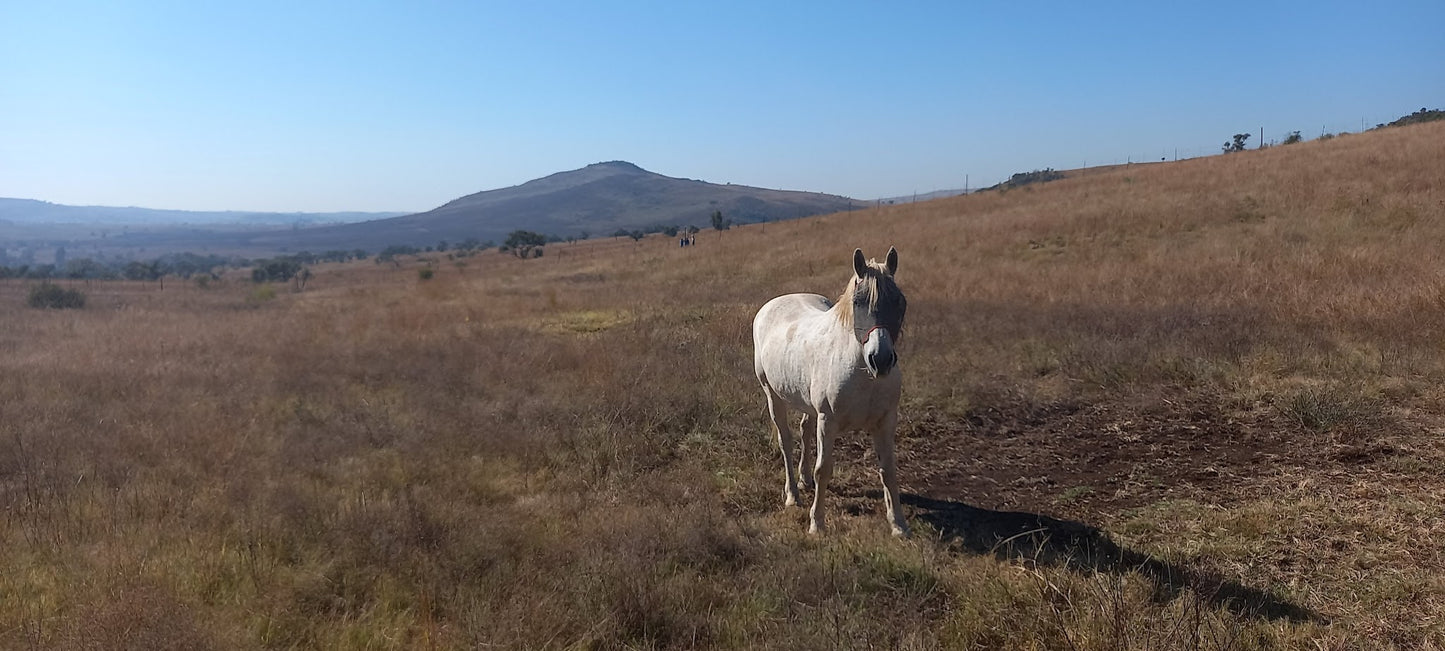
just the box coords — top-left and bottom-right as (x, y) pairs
(1282, 130), (1303, 145)
(250, 258), (302, 283)
(662, 225), (679, 237)
(711, 210), (730, 231)
(436, 240), (448, 252)
(989, 168), (1065, 191)
(1222, 133), (1251, 153)
(613, 228), (632, 238)
(377, 245), (419, 263)
(65, 258), (112, 280)
(1380, 107), (1445, 128)
(627, 230), (646, 242)
(503, 230), (548, 259)
(124, 260), (160, 281)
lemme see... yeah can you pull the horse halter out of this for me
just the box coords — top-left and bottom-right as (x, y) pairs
(855, 323), (899, 345)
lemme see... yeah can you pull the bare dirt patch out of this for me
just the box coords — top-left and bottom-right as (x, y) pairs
(825, 389), (1409, 525)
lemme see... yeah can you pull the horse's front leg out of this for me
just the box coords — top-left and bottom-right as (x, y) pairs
(809, 412), (836, 535)
(871, 409), (910, 537)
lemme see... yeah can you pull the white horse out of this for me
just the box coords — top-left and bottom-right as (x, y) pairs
(752, 247), (909, 536)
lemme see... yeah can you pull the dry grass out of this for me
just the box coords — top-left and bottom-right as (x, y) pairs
(2, 121), (1444, 648)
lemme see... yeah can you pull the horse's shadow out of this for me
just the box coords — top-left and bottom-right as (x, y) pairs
(898, 493), (1325, 624)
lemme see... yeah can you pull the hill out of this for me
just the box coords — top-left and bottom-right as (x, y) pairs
(0, 197), (401, 227)
(242, 161), (861, 252)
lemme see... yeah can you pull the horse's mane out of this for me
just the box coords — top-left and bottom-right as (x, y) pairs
(835, 259), (906, 339)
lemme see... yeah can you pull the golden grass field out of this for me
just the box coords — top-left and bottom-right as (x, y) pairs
(3, 120), (1444, 649)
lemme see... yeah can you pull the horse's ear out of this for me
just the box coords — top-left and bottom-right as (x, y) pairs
(885, 247), (899, 276)
(853, 248), (867, 279)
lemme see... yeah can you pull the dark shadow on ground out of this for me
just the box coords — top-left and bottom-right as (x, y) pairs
(899, 493), (1325, 624)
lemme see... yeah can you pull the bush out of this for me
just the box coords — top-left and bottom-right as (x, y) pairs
(505, 230), (549, 259)
(27, 283), (86, 309)
(986, 169), (1065, 191)
(418, 268), (435, 280)
(246, 284), (277, 305)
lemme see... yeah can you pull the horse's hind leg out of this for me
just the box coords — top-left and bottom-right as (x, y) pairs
(798, 413), (816, 491)
(765, 388), (802, 507)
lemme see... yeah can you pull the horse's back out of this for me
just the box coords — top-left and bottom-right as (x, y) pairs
(753, 293), (833, 393)
(754, 293), (832, 332)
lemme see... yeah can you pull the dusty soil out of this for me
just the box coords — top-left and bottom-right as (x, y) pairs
(824, 389), (1410, 526)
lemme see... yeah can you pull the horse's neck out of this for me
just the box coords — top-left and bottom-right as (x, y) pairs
(823, 301), (861, 348)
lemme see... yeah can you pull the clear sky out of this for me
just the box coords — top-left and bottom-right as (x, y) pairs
(2, 1), (1441, 213)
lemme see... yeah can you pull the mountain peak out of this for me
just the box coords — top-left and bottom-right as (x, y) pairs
(586, 160), (646, 173)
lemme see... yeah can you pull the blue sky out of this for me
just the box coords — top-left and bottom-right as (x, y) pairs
(2, 1), (1441, 213)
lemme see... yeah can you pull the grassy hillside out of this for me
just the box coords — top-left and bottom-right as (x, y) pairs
(2, 121), (1443, 648)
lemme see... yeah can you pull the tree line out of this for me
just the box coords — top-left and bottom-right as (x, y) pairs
(2, 211), (742, 280)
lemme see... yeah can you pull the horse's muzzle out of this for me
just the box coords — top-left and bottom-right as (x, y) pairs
(866, 349), (896, 378)
(864, 330), (897, 378)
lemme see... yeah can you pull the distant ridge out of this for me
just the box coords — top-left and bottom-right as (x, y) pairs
(248, 161), (861, 251)
(0, 197), (401, 227)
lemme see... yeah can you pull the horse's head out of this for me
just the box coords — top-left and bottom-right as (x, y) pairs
(843, 247), (906, 378)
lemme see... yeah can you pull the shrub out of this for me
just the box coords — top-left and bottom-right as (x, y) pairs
(251, 258), (303, 283)
(418, 268), (435, 280)
(986, 169), (1066, 191)
(246, 284), (277, 304)
(504, 230), (548, 259)
(27, 283), (86, 309)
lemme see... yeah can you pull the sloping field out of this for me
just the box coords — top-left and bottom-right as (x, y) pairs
(2, 121), (1443, 648)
